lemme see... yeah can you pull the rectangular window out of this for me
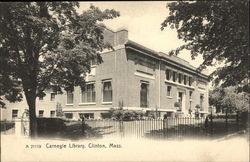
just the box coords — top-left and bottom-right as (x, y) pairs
(79, 113), (94, 120)
(12, 109), (18, 119)
(166, 69), (171, 80)
(90, 59), (97, 67)
(65, 113), (73, 119)
(38, 110), (44, 117)
(66, 91), (74, 104)
(173, 71), (177, 82)
(103, 81), (112, 102)
(50, 111), (55, 117)
(50, 93), (56, 101)
(184, 75), (187, 85)
(140, 82), (148, 107)
(189, 77), (192, 86)
(189, 91), (193, 99)
(81, 83), (96, 103)
(200, 94), (204, 110)
(178, 73), (182, 84)
(167, 86), (172, 96)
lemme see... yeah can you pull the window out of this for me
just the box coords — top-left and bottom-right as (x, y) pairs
(66, 91), (74, 104)
(65, 113), (73, 119)
(50, 93), (56, 101)
(79, 113), (94, 119)
(50, 111), (55, 117)
(12, 109), (18, 119)
(173, 71), (177, 82)
(190, 101), (192, 110)
(184, 75), (187, 85)
(90, 59), (97, 67)
(200, 94), (204, 110)
(188, 77), (192, 86)
(140, 82), (148, 107)
(166, 69), (171, 80)
(189, 91), (193, 99)
(81, 83), (96, 103)
(178, 73), (182, 84)
(167, 86), (172, 97)
(38, 110), (44, 117)
(103, 81), (112, 102)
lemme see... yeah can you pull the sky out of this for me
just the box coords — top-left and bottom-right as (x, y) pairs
(77, 2), (216, 75)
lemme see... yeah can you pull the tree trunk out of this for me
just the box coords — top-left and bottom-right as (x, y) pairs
(24, 90), (38, 138)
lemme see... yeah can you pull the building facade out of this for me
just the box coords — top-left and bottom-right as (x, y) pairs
(0, 28), (209, 121)
(61, 28), (210, 120)
(0, 89), (60, 120)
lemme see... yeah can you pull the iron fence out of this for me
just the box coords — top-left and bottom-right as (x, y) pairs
(84, 117), (207, 139)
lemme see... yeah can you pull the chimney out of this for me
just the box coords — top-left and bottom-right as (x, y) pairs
(114, 27), (128, 46)
(102, 26), (128, 47)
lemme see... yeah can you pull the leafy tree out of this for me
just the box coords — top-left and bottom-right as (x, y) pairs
(161, 0), (249, 88)
(0, 2), (119, 137)
(209, 86), (249, 114)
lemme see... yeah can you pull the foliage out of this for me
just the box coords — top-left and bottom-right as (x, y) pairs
(161, 1), (249, 88)
(209, 86), (249, 113)
(195, 104), (201, 109)
(0, 2), (119, 136)
(108, 108), (146, 121)
(174, 102), (180, 108)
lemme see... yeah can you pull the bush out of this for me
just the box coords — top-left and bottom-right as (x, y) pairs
(0, 121), (15, 132)
(107, 108), (146, 121)
(100, 112), (112, 119)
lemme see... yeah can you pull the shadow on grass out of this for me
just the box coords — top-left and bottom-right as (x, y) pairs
(37, 121), (117, 140)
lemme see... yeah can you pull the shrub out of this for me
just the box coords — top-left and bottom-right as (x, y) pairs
(100, 112), (112, 119)
(195, 104), (201, 109)
(108, 108), (146, 121)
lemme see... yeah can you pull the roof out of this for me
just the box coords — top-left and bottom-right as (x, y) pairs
(125, 40), (209, 80)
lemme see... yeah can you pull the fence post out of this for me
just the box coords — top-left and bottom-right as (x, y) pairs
(15, 119), (22, 137)
(119, 119), (124, 138)
(81, 117), (85, 134)
(163, 119), (166, 138)
(236, 111), (240, 131)
(4, 120), (7, 134)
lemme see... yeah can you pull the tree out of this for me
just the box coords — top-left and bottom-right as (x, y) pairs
(0, 2), (119, 137)
(209, 86), (249, 114)
(161, 0), (249, 88)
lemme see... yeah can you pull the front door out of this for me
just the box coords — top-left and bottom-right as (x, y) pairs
(178, 92), (185, 111)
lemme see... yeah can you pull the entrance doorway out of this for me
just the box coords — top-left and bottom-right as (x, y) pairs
(178, 92), (185, 111)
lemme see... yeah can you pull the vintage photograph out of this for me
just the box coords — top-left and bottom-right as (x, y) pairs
(0, 1), (249, 162)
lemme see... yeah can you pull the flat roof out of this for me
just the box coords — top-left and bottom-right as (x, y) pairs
(125, 40), (209, 80)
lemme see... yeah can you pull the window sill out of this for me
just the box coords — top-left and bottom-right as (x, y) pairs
(66, 104), (74, 106)
(102, 102), (112, 105)
(79, 102), (96, 106)
(166, 96), (173, 99)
